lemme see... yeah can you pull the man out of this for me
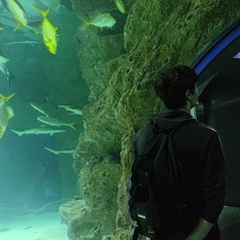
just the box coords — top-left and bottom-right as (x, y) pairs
(134, 65), (226, 239)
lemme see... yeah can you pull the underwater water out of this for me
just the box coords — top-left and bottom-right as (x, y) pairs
(0, 0), (89, 239)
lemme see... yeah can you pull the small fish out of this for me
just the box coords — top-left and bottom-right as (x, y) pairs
(2, 0), (28, 31)
(0, 93), (15, 139)
(58, 105), (83, 115)
(30, 103), (49, 117)
(0, 23), (4, 30)
(5, 41), (41, 46)
(33, 4), (58, 54)
(11, 128), (66, 136)
(0, 50), (14, 85)
(114, 0), (126, 14)
(37, 116), (76, 129)
(82, 13), (116, 30)
(44, 147), (75, 155)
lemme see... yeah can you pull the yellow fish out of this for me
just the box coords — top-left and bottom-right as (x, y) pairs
(33, 4), (58, 54)
(114, 0), (126, 14)
(4, 0), (28, 31)
(0, 93), (15, 139)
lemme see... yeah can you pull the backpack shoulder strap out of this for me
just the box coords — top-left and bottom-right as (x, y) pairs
(147, 118), (198, 200)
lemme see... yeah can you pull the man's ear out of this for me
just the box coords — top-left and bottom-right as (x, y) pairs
(185, 89), (192, 99)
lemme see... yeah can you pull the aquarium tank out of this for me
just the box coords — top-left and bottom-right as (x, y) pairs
(0, 0), (240, 239)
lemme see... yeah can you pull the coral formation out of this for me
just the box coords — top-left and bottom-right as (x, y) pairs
(59, 0), (240, 239)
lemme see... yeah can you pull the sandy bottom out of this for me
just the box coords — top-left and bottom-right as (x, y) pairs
(0, 212), (68, 240)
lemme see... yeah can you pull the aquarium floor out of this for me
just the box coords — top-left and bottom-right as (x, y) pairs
(0, 212), (68, 240)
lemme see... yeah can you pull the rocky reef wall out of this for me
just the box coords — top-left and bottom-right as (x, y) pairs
(59, 0), (240, 239)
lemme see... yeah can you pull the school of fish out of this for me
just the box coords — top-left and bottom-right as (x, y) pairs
(0, 0), (127, 151)
(0, 0), (126, 53)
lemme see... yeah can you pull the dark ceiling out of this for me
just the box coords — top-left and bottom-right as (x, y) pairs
(199, 37), (240, 102)
(191, 19), (240, 102)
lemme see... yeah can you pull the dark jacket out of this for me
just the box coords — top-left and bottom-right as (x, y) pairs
(135, 110), (226, 225)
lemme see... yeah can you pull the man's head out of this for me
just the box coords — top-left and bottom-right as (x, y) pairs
(155, 65), (199, 110)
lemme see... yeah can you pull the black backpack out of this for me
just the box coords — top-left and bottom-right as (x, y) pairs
(129, 119), (196, 239)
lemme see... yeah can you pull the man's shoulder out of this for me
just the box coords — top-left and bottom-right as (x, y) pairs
(194, 120), (217, 133)
(188, 120), (219, 141)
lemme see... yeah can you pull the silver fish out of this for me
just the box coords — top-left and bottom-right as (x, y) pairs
(37, 116), (76, 129)
(11, 128), (66, 136)
(5, 40), (41, 45)
(44, 147), (75, 155)
(58, 105), (83, 115)
(30, 102), (49, 117)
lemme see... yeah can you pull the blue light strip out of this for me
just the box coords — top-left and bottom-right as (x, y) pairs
(233, 52), (240, 59)
(194, 26), (240, 75)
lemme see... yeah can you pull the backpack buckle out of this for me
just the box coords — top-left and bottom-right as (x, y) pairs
(148, 224), (155, 238)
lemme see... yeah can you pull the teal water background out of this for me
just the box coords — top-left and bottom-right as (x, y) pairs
(0, 0), (88, 211)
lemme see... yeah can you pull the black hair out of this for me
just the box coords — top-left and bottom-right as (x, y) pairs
(155, 65), (198, 109)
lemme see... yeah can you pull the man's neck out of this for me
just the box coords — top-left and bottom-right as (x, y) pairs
(176, 104), (191, 114)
